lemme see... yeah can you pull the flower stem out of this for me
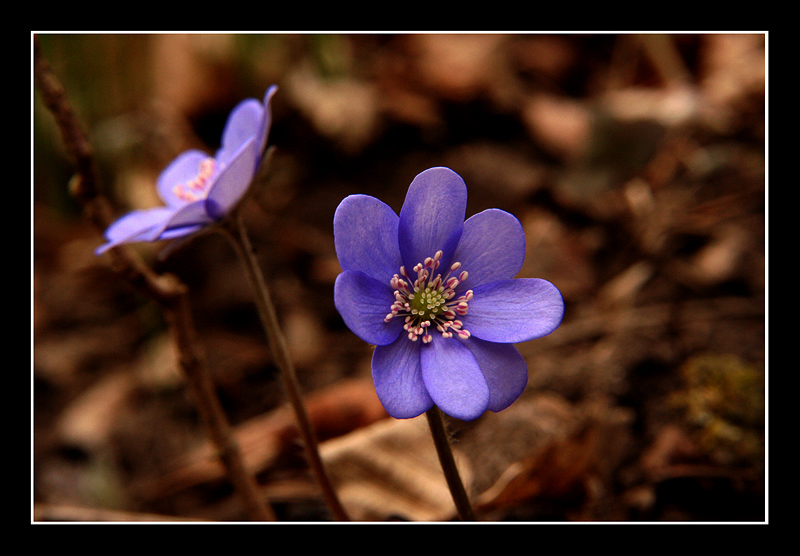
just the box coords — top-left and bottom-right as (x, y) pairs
(425, 407), (477, 521)
(222, 214), (350, 521)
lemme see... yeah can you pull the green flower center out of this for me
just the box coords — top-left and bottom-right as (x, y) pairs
(409, 285), (446, 322)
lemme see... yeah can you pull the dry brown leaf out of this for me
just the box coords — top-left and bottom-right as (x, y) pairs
(56, 370), (137, 452)
(472, 397), (634, 518)
(522, 93), (593, 161)
(134, 377), (386, 502)
(699, 34), (765, 126)
(284, 63), (380, 153)
(321, 416), (465, 522)
(408, 34), (507, 101)
(319, 393), (634, 522)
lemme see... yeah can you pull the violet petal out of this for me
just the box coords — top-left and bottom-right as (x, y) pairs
(372, 337), (433, 419)
(334, 270), (403, 346)
(206, 136), (259, 218)
(463, 338), (528, 412)
(256, 85), (278, 155)
(451, 208), (526, 288)
(421, 337), (490, 421)
(216, 99), (263, 164)
(157, 199), (215, 233)
(465, 278), (565, 343)
(398, 167), (467, 272)
(334, 194), (403, 284)
(95, 207), (176, 254)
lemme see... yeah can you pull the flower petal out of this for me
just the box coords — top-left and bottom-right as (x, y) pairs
(256, 85), (278, 155)
(398, 167), (467, 271)
(206, 136), (259, 218)
(216, 86), (276, 163)
(95, 207), (176, 254)
(465, 278), (564, 343)
(334, 271), (403, 346)
(452, 208), (526, 288)
(216, 99), (263, 164)
(159, 224), (204, 240)
(156, 150), (211, 207)
(463, 338), (528, 412)
(334, 194), (403, 284)
(372, 337), (433, 419)
(157, 199), (215, 233)
(421, 337), (490, 421)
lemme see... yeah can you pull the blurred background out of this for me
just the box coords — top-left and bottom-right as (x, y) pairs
(33, 33), (766, 522)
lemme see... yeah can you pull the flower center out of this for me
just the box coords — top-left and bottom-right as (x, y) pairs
(385, 250), (473, 344)
(172, 157), (217, 202)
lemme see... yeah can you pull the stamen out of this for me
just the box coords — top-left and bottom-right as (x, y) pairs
(385, 252), (472, 343)
(172, 158), (217, 202)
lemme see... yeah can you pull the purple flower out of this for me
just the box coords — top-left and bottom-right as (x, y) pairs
(96, 86), (278, 254)
(333, 167), (564, 421)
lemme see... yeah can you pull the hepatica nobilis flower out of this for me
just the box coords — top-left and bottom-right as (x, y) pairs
(334, 167), (564, 421)
(96, 86), (278, 254)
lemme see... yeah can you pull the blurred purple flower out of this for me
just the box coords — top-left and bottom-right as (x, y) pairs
(333, 167), (564, 421)
(96, 86), (278, 254)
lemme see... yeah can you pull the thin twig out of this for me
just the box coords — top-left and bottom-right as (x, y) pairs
(219, 214), (350, 521)
(425, 407), (477, 521)
(33, 35), (276, 522)
(162, 281), (276, 521)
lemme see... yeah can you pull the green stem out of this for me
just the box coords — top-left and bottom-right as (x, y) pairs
(222, 214), (350, 521)
(425, 407), (477, 521)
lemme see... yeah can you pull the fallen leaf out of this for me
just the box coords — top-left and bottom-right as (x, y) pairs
(134, 377), (386, 502)
(321, 416), (464, 521)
